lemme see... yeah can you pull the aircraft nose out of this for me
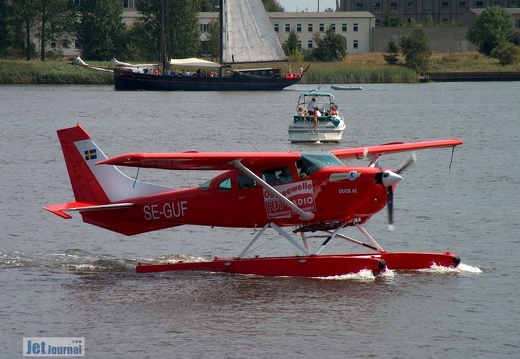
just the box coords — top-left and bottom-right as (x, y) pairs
(381, 170), (402, 187)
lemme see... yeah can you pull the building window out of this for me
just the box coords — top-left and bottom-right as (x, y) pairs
(353, 23), (358, 32)
(390, 2), (398, 10)
(307, 40), (313, 49)
(319, 23), (325, 32)
(330, 24), (336, 32)
(407, 1), (415, 8)
(296, 24), (301, 32)
(353, 40), (358, 49)
(51, 41), (57, 49)
(342, 23), (347, 32)
(373, 2), (381, 10)
(308, 23), (313, 32)
(441, 1), (449, 7)
(355, 2), (364, 10)
(493, 0), (502, 5)
(297, 40), (302, 49)
(123, 0), (135, 8)
(375, 18), (381, 27)
(285, 24), (290, 32)
(274, 24), (279, 32)
(424, 0), (432, 10)
(511, 0), (519, 7)
(201, 23), (209, 33)
(475, 1), (484, 7)
(458, 1), (466, 8)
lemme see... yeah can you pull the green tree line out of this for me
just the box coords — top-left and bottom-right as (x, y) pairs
(0, 0), (286, 62)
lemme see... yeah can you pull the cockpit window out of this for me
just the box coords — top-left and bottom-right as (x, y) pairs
(298, 153), (344, 175)
(200, 178), (212, 190)
(238, 174), (256, 189)
(219, 178), (232, 191)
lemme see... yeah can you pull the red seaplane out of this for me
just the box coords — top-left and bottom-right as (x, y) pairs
(44, 124), (463, 277)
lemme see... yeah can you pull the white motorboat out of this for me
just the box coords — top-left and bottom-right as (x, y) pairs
(288, 91), (346, 143)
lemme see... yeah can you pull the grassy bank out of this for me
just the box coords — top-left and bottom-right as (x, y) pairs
(0, 59), (112, 84)
(1, 52), (519, 85)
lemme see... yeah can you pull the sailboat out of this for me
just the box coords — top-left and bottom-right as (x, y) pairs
(113, 0), (305, 91)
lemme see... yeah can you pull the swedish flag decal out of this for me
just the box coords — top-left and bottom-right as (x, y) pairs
(84, 149), (97, 161)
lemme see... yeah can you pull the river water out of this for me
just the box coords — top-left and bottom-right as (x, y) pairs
(1, 82), (519, 358)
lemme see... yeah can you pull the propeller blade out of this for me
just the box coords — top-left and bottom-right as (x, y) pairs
(396, 152), (417, 174)
(387, 186), (394, 231)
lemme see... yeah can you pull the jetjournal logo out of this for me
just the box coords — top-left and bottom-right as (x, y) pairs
(23, 337), (85, 357)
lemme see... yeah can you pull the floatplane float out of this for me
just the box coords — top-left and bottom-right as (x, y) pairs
(44, 124), (463, 277)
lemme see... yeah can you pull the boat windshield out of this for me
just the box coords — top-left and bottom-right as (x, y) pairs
(299, 153), (344, 175)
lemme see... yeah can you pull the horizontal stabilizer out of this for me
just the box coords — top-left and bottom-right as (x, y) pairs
(43, 202), (134, 219)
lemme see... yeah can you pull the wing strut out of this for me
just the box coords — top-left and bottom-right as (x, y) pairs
(230, 160), (314, 221)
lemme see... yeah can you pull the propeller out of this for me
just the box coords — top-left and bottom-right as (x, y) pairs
(374, 152), (417, 231)
(373, 153), (417, 230)
(381, 170), (402, 231)
(396, 152), (417, 174)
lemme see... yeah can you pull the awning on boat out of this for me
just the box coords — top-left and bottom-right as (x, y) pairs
(169, 58), (221, 68)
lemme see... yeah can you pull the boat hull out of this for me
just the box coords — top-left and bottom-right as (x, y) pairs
(331, 85), (363, 90)
(114, 69), (302, 91)
(135, 251), (460, 277)
(288, 121), (346, 143)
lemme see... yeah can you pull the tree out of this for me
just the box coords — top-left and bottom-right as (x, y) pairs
(283, 29), (299, 55)
(312, 26), (346, 62)
(75, 0), (125, 60)
(399, 28), (431, 71)
(466, 6), (516, 56)
(119, 21), (156, 61)
(262, 0), (284, 12)
(383, 39), (400, 65)
(11, 0), (39, 60)
(0, 0), (12, 56)
(34, 0), (72, 61)
(137, 0), (201, 60)
(490, 42), (520, 66)
(204, 18), (220, 60)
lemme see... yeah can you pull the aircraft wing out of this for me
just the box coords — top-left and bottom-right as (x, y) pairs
(97, 152), (302, 170)
(331, 139), (463, 160)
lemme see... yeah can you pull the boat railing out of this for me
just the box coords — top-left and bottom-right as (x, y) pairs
(293, 115), (342, 127)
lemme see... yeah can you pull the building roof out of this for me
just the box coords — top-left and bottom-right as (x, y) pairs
(267, 11), (375, 19)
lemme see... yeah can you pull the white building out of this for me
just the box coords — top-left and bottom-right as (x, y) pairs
(133, 10), (376, 54)
(267, 12), (375, 54)
(58, 9), (375, 57)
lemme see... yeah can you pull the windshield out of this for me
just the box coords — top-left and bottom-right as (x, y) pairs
(298, 153), (344, 175)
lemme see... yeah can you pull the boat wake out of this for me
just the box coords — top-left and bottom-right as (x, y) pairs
(419, 262), (482, 274)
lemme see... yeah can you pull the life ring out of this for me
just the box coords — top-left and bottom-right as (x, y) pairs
(285, 73), (294, 79)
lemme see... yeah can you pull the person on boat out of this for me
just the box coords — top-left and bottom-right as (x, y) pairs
(298, 106), (306, 116)
(307, 98), (316, 115)
(330, 105), (339, 116)
(313, 106), (321, 126)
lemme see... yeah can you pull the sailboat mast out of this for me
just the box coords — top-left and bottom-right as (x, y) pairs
(160, 0), (168, 74)
(219, 0), (224, 77)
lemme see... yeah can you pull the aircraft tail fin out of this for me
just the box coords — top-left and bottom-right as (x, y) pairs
(46, 123), (172, 216)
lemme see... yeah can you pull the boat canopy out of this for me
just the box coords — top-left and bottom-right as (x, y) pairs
(298, 91), (337, 104)
(169, 58), (221, 68)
